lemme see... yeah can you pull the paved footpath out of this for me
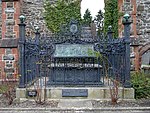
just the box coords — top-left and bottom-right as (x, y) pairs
(0, 107), (150, 113)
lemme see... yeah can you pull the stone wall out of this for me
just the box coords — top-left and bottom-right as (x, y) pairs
(0, 0), (20, 81)
(0, 48), (19, 80)
(121, 0), (150, 45)
(0, 2), (2, 39)
(136, 0), (150, 45)
(1, 1), (20, 39)
(119, 0), (137, 37)
(119, 0), (150, 71)
(21, 0), (54, 36)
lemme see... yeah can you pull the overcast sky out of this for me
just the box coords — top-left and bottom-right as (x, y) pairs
(81, 0), (104, 19)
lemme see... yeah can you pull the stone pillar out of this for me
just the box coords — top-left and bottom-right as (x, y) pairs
(118, 0), (123, 37)
(134, 46), (140, 71)
(0, 1), (2, 82)
(131, 0), (140, 72)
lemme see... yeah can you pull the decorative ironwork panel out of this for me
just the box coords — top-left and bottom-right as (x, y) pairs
(19, 18), (131, 88)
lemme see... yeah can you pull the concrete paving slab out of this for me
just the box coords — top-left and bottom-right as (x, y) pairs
(58, 99), (93, 108)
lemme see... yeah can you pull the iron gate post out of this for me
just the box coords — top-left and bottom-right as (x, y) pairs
(122, 14), (132, 88)
(18, 15), (26, 88)
(35, 27), (40, 78)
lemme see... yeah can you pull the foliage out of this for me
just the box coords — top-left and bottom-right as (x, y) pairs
(0, 83), (16, 105)
(104, 0), (118, 37)
(44, 0), (81, 33)
(94, 10), (104, 36)
(131, 72), (150, 99)
(0, 84), (9, 94)
(88, 49), (119, 105)
(82, 9), (92, 26)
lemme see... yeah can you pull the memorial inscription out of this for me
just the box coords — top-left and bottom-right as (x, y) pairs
(62, 89), (88, 97)
(54, 44), (94, 57)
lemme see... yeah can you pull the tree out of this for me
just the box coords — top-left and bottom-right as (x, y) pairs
(44, 0), (81, 33)
(94, 10), (104, 36)
(104, 0), (118, 37)
(82, 9), (92, 26)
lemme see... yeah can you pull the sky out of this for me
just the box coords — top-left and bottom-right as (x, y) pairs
(81, 0), (104, 19)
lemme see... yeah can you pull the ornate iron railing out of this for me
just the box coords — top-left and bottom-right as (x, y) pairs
(18, 15), (131, 88)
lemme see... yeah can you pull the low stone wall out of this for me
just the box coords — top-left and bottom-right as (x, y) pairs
(16, 87), (135, 100)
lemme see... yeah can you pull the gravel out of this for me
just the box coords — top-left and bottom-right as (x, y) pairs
(92, 99), (150, 108)
(0, 89), (150, 108)
(0, 94), (58, 108)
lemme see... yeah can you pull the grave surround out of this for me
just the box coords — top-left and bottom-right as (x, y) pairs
(0, 0), (150, 81)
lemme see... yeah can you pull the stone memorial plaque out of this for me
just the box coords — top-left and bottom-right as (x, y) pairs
(54, 44), (94, 57)
(62, 89), (88, 97)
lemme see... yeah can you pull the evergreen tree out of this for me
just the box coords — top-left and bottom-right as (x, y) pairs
(82, 9), (92, 26)
(44, 0), (81, 33)
(104, 0), (118, 37)
(94, 10), (104, 36)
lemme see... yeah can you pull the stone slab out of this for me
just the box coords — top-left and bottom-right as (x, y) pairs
(0, 39), (18, 47)
(5, 8), (15, 13)
(123, 88), (135, 99)
(16, 87), (135, 100)
(58, 99), (92, 108)
(62, 89), (88, 97)
(16, 88), (26, 99)
(88, 88), (104, 99)
(3, 55), (14, 60)
(4, 68), (14, 73)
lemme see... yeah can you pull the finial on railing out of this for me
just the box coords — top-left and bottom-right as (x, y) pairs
(108, 25), (112, 32)
(19, 15), (26, 24)
(122, 13), (130, 23)
(35, 26), (40, 33)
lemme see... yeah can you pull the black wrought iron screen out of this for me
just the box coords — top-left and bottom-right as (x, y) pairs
(96, 38), (127, 86)
(18, 17), (131, 88)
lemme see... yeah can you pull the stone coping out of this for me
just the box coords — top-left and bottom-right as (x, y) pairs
(16, 87), (135, 100)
